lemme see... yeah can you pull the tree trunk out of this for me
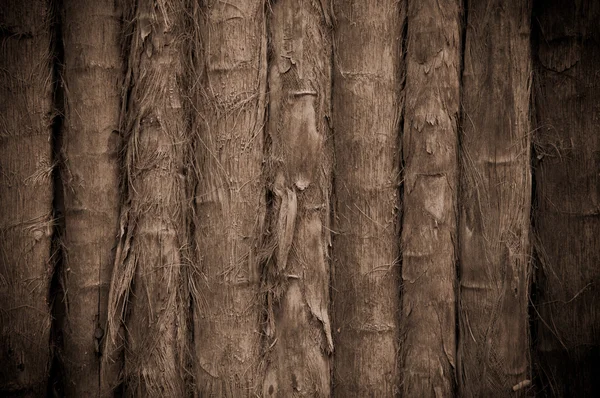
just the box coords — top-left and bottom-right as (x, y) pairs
(192, 0), (267, 395)
(0, 1), (54, 395)
(401, 0), (461, 395)
(533, 0), (600, 395)
(458, 0), (532, 395)
(262, 0), (333, 396)
(331, 0), (404, 395)
(60, 0), (123, 395)
(103, 1), (189, 396)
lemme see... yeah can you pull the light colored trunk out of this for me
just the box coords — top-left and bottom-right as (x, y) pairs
(60, 0), (123, 395)
(533, 0), (600, 395)
(262, 0), (333, 396)
(458, 0), (532, 395)
(331, 0), (404, 395)
(401, 0), (461, 395)
(192, 0), (267, 395)
(103, 1), (189, 396)
(0, 1), (54, 395)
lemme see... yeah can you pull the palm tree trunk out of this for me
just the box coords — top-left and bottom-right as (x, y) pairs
(192, 0), (268, 395)
(458, 0), (532, 395)
(262, 0), (333, 395)
(104, 1), (189, 396)
(533, 0), (600, 395)
(60, 0), (123, 394)
(331, 0), (404, 395)
(401, 0), (461, 395)
(0, 0), (54, 395)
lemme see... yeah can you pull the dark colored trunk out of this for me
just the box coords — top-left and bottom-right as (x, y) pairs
(60, 0), (123, 395)
(0, 1), (54, 395)
(401, 0), (461, 395)
(192, 0), (268, 395)
(331, 0), (404, 395)
(262, 0), (333, 395)
(458, 0), (533, 395)
(532, 0), (600, 396)
(103, 1), (189, 396)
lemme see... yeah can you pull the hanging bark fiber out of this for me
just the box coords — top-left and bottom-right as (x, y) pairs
(331, 0), (404, 395)
(401, 0), (461, 396)
(103, 0), (189, 396)
(192, 0), (268, 395)
(458, 0), (533, 396)
(60, 0), (123, 395)
(262, 0), (333, 396)
(0, 0), (55, 395)
(533, 0), (600, 395)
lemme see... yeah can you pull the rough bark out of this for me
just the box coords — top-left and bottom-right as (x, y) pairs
(458, 0), (532, 396)
(331, 0), (404, 395)
(262, 0), (333, 396)
(60, 0), (123, 395)
(192, 0), (267, 395)
(103, 1), (189, 396)
(401, 0), (461, 396)
(0, 1), (54, 395)
(532, 0), (600, 395)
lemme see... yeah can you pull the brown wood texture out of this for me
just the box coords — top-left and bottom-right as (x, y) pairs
(192, 0), (268, 395)
(331, 0), (404, 395)
(401, 0), (461, 396)
(262, 0), (333, 395)
(533, 0), (600, 395)
(0, 1), (54, 395)
(60, 1), (123, 395)
(103, 1), (189, 396)
(0, 0), (598, 396)
(458, 0), (533, 395)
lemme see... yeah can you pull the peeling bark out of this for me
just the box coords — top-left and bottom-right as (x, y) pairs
(262, 0), (333, 396)
(60, 0), (123, 394)
(103, 1), (189, 396)
(0, 1), (54, 395)
(458, 0), (532, 396)
(401, 0), (461, 396)
(331, 0), (404, 395)
(533, 0), (600, 395)
(192, 0), (268, 395)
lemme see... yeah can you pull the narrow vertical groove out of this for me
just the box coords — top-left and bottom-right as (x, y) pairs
(58, 0), (124, 395)
(48, 0), (66, 394)
(326, 0), (336, 394)
(331, 0), (404, 395)
(400, 0), (461, 396)
(192, 0), (268, 395)
(183, 3), (201, 394)
(527, 3), (540, 393)
(457, 0), (533, 395)
(455, 0), (468, 387)
(0, 0), (55, 395)
(261, 0), (333, 395)
(532, 0), (600, 395)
